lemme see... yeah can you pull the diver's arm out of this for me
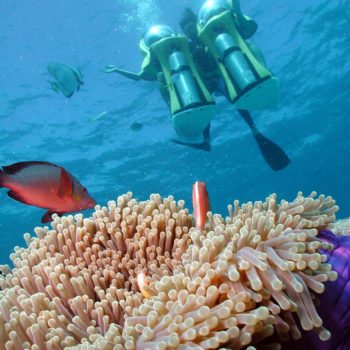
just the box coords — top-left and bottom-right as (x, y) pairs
(101, 65), (145, 81)
(229, 0), (257, 38)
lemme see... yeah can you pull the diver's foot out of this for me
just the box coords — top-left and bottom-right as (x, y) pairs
(201, 141), (211, 152)
(171, 139), (211, 152)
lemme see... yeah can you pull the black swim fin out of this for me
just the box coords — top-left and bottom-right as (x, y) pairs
(237, 109), (291, 171)
(252, 131), (291, 171)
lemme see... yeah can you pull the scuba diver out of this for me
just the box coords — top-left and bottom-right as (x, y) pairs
(102, 0), (290, 171)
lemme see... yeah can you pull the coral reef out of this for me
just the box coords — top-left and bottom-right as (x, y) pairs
(0, 191), (339, 349)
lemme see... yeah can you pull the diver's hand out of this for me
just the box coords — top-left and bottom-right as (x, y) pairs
(100, 66), (143, 81)
(100, 65), (118, 73)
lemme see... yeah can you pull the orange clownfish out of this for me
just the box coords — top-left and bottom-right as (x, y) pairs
(0, 161), (96, 223)
(192, 181), (211, 231)
(136, 271), (151, 298)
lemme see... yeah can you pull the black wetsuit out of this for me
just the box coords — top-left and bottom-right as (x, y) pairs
(187, 38), (222, 95)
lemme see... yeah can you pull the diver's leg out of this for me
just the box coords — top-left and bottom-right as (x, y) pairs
(203, 122), (211, 143)
(201, 122), (211, 151)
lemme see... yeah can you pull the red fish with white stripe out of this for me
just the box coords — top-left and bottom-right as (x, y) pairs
(0, 161), (96, 223)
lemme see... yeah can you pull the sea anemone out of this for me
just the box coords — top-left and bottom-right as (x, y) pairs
(0, 191), (339, 349)
(331, 217), (350, 236)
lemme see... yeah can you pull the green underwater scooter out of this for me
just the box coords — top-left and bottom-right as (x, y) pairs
(101, 1), (290, 170)
(197, 0), (279, 109)
(141, 25), (217, 139)
(194, 0), (290, 170)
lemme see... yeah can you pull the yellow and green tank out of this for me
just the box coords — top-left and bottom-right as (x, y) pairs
(197, 0), (279, 110)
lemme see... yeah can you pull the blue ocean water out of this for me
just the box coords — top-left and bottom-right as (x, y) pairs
(0, 0), (349, 266)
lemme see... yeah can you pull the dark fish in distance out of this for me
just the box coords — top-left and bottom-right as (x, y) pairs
(0, 161), (96, 223)
(130, 122), (143, 131)
(47, 62), (83, 98)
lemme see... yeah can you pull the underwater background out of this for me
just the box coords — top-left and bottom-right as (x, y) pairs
(0, 0), (349, 265)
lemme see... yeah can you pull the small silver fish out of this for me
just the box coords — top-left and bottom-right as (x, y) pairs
(89, 111), (109, 122)
(48, 62), (84, 98)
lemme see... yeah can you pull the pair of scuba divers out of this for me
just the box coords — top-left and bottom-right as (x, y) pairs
(102, 0), (290, 171)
